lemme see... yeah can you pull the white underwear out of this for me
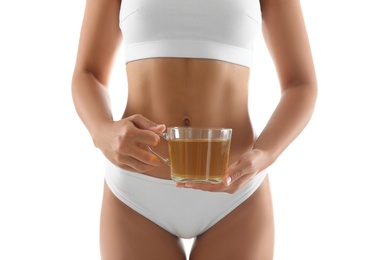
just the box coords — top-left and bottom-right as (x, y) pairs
(104, 160), (267, 239)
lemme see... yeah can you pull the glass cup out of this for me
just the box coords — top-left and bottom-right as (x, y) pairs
(149, 127), (232, 183)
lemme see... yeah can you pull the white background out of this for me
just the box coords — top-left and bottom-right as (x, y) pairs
(1, 0), (389, 259)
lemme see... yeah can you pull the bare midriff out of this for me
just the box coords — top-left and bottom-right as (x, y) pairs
(122, 58), (256, 179)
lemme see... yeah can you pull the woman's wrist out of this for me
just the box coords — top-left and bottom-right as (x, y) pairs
(252, 148), (277, 170)
(89, 119), (115, 149)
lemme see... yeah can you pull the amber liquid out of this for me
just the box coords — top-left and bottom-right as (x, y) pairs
(169, 139), (231, 183)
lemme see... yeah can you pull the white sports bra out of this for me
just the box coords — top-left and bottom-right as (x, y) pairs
(119, 0), (261, 68)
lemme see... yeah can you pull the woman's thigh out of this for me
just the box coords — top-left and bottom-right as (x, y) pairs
(100, 181), (186, 260)
(189, 175), (275, 260)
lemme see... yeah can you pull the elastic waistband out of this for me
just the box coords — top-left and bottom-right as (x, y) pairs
(105, 160), (176, 185)
(105, 159), (267, 189)
(123, 41), (253, 68)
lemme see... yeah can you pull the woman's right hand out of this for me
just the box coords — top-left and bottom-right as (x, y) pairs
(93, 114), (166, 173)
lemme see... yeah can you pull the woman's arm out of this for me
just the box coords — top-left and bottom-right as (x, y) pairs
(228, 0), (317, 186)
(253, 0), (318, 160)
(71, 0), (122, 140)
(72, 0), (165, 173)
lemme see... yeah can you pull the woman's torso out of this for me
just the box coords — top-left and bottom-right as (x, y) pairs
(123, 58), (256, 179)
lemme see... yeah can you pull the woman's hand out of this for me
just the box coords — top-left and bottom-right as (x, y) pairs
(175, 149), (274, 194)
(93, 114), (166, 173)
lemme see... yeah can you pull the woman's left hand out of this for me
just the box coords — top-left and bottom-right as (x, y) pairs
(175, 149), (274, 194)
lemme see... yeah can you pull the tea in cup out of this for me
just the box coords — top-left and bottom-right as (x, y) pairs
(149, 127), (232, 183)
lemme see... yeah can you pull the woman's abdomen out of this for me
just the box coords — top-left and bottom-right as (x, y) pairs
(122, 58), (256, 178)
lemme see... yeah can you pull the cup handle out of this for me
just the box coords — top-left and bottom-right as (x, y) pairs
(148, 132), (170, 166)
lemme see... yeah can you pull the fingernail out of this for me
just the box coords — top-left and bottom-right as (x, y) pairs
(225, 177), (232, 186)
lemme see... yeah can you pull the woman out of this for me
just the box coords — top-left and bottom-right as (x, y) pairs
(72, 0), (317, 259)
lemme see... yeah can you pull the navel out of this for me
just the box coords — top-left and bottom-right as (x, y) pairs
(183, 117), (191, 126)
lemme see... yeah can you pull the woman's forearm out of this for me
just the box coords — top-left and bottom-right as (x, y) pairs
(253, 83), (317, 162)
(71, 71), (113, 142)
